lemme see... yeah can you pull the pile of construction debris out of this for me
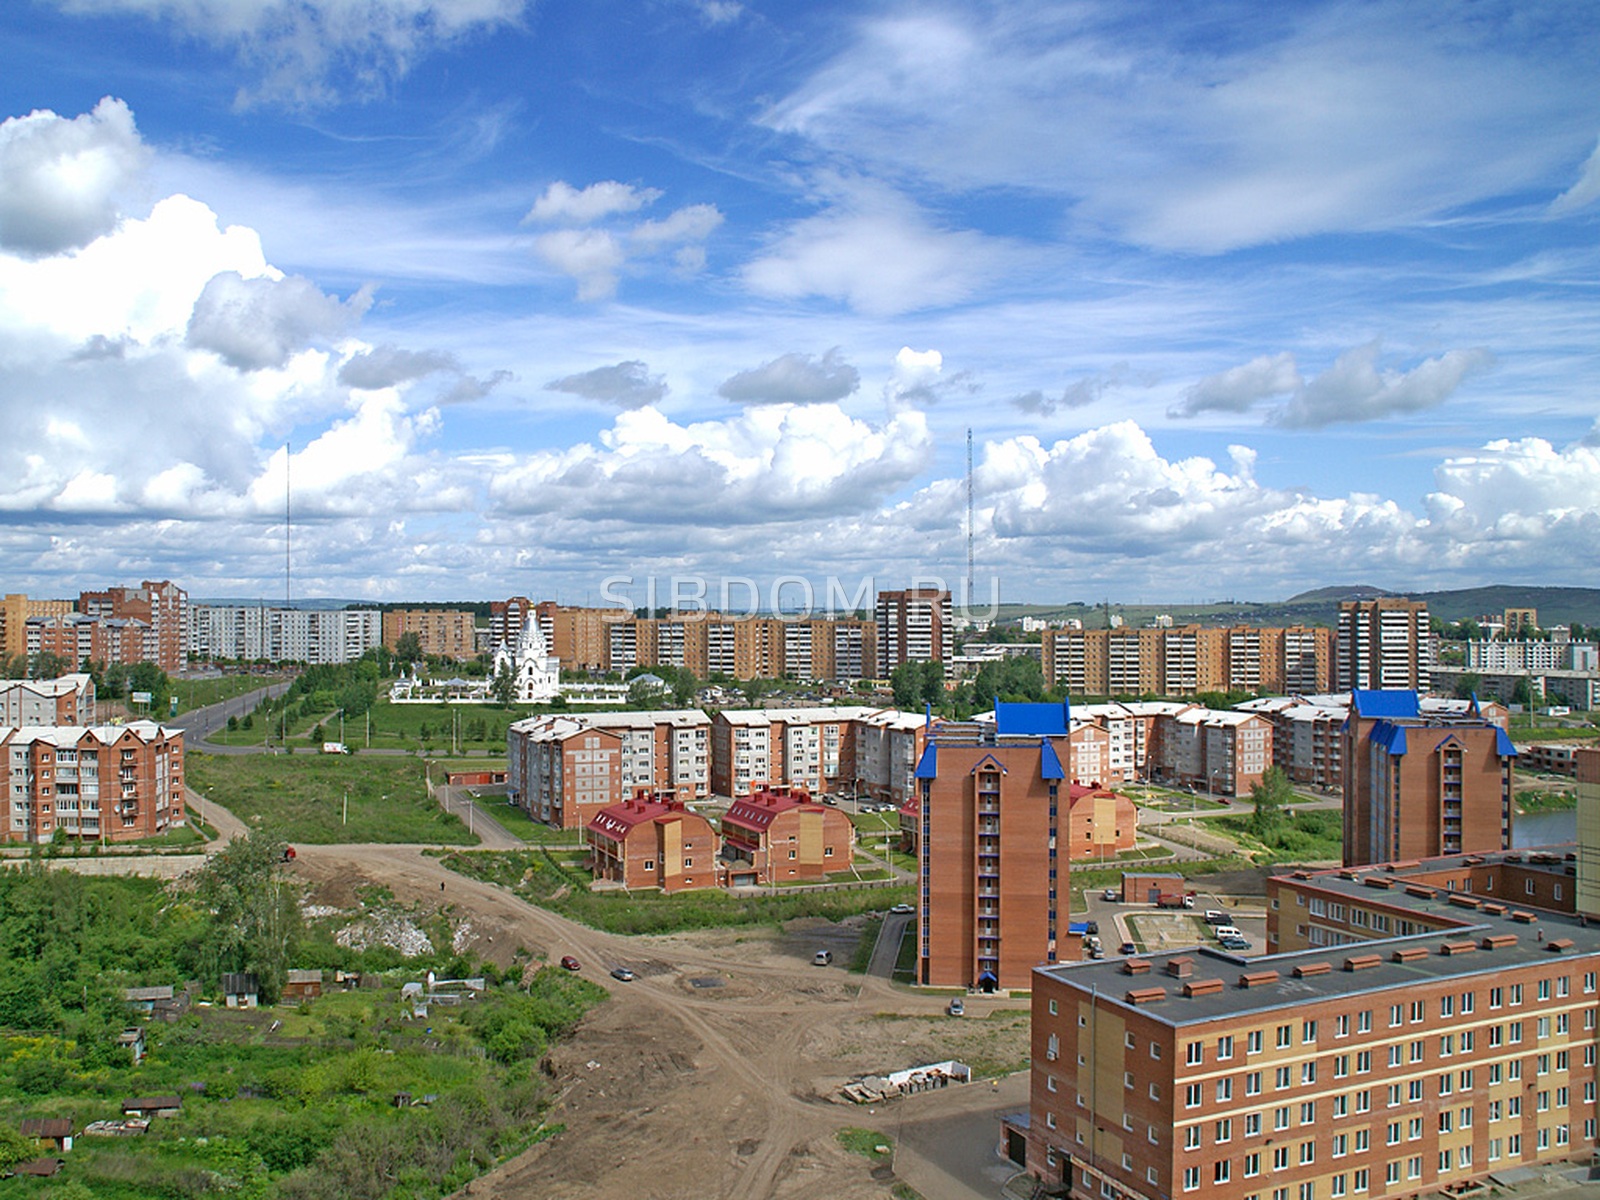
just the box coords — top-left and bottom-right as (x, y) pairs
(839, 1060), (971, 1104)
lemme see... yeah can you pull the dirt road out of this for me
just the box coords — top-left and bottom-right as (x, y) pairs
(289, 842), (1030, 1200)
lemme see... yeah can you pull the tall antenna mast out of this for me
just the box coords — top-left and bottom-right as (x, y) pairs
(285, 442), (292, 609)
(966, 428), (975, 611)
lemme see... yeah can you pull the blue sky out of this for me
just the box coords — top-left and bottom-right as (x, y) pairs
(1, 0), (1597, 606)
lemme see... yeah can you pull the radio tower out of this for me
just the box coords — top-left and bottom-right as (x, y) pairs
(965, 428), (975, 612)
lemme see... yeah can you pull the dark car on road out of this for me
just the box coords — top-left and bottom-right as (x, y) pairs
(1119, 941), (1137, 955)
(610, 966), (635, 981)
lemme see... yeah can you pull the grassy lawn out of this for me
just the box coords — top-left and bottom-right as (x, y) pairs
(437, 848), (914, 935)
(205, 695), (568, 753)
(1509, 718), (1598, 742)
(171, 671), (293, 716)
(186, 752), (479, 845)
(475, 797), (583, 843)
(892, 922), (918, 983)
(1211, 810), (1342, 863)
(1517, 788), (1577, 813)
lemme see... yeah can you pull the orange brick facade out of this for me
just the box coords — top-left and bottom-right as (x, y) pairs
(1, 722), (185, 843)
(586, 792), (719, 892)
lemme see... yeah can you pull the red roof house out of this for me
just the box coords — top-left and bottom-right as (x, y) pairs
(719, 786), (855, 885)
(586, 790), (718, 893)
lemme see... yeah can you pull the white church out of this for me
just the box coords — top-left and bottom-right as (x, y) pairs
(492, 619), (561, 703)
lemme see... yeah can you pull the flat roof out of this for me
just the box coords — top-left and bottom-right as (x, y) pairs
(1036, 846), (1599, 1027)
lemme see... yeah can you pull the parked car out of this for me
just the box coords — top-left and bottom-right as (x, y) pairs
(1119, 941), (1138, 955)
(1101, 887), (1119, 901)
(812, 950), (833, 966)
(559, 955), (580, 971)
(1084, 920), (1099, 935)
(890, 903), (914, 914)
(1203, 910), (1230, 924)
(609, 966), (636, 982)
(1219, 936), (1252, 951)
(948, 997), (965, 1017)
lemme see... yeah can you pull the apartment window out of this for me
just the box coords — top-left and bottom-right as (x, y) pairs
(1215, 1162), (1231, 1184)
(1186, 1083), (1202, 1108)
(1353, 1169), (1368, 1193)
(1586, 971), (1596, 994)
(1150, 1125), (1160, 1145)
(1187, 1041), (1204, 1066)
(1557, 975), (1570, 998)
(1219, 1035), (1235, 1059)
(1246, 1071), (1262, 1096)
(1537, 1052), (1550, 1075)
(1336, 1013), (1350, 1037)
(1355, 1090), (1371, 1114)
(1276, 1024), (1292, 1049)
(1357, 1009), (1372, 1033)
(1409, 1000), (1424, 1023)
(1274, 1107), (1290, 1131)
(1299, 1185), (1315, 1200)
(1186, 1127), (1203, 1150)
(1438, 1151), (1451, 1173)
(1303, 1020), (1317, 1043)
(1244, 1152), (1261, 1178)
(1387, 1047), (1402, 1069)
(1408, 1080), (1423, 1102)
(1407, 1156), (1422, 1181)
(1332, 1095), (1348, 1118)
(1510, 1021), (1523, 1044)
(1409, 1040), (1424, 1064)
(1331, 1175), (1347, 1199)
(1152, 1043), (1163, 1059)
(1216, 1118), (1232, 1144)
(1459, 1069), (1473, 1090)
(1217, 1078), (1233, 1103)
(1150, 1083), (1162, 1101)
(1490, 1063), (1502, 1084)
(1511, 983), (1523, 1005)
(1439, 1111), (1453, 1133)
(1248, 1030), (1263, 1054)
(1300, 1142), (1315, 1166)
(1354, 1130), (1369, 1152)
(1440, 995), (1454, 1018)
(1124, 1072), (1134, 1089)
(1300, 1102), (1315, 1124)
(1302, 1063), (1317, 1085)
(1538, 1017), (1551, 1040)
(1183, 1167), (1200, 1192)
(1276, 1066), (1291, 1089)
(1048, 999), (1058, 1015)
(1461, 1030), (1475, 1052)
(1490, 987), (1503, 1009)
(1385, 1163), (1400, 1186)
(1489, 1100), (1502, 1122)
(1386, 1122), (1400, 1146)
(1356, 1050), (1371, 1073)
(1332, 1134), (1348, 1158)
(1246, 1113), (1262, 1137)
(1439, 1033), (1454, 1057)
(1273, 1147), (1289, 1171)
(1389, 1004), (1403, 1028)
(1538, 978), (1551, 1001)
(1461, 991), (1474, 1013)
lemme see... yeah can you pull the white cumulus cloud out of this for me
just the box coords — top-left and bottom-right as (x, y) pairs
(524, 180), (662, 225)
(187, 270), (373, 371)
(718, 348), (859, 405)
(0, 97), (148, 258)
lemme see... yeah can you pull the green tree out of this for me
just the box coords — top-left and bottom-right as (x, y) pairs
(1249, 767), (1293, 835)
(0, 1125), (38, 1171)
(192, 830), (302, 1004)
(395, 631), (424, 662)
(28, 651), (69, 680)
(490, 661), (517, 707)
(890, 662), (921, 710)
(1454, 672), (1483, 700)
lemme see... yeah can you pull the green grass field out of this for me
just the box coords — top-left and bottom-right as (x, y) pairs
(204, 695), (576, 753)
(171, 672), (293, 716)
(186, 753), (480, 845)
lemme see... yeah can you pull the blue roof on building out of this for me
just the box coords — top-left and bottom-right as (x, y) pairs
(993, 700), (1070, 737)
(1039, 738), (1065, 780)
(914, 743), (938, 779)
(1369, 720), (1408, 756)
(1496, 727), (1519, 758)
(1349, 689), (1420, 718)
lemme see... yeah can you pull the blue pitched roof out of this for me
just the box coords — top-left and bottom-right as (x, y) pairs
(1370, 720), (1408, 756)
(1349, 689), (1420, 719)
(914, 743), (938, 780)
(993, 700), (1071, 737)
(1495, 728), (1519, 758)
(1039, 738), (1065, 780)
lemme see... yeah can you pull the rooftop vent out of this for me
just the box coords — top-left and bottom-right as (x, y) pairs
(1404, 885), (1437, 900)
(1123, 959), (1152, 975)
(1509, 910), (1537, 924)
(1547, 938), (1576, 953)
(1293, 962), (1332, 978)
(1126, 986), (1167, 1006)
(1239, 970), (1280, 989)
(1391, 947), (1429, 963)
(1438, 941), (1477, 956)
(1166, 957), (1195, 979)
(1343, 954), (1382, 972)
(1481, 934), (1518, 950)
(1446, 895), (1481, 910)
(1183, 979), (1224, 998)
(1482, 903), (1506, 916)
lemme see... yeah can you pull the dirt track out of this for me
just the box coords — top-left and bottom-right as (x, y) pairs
(287, 842), (1030, 1200)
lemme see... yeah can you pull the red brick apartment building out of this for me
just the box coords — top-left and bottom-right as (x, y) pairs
(876, 587), (953, 675)
(1025, 847), (1600, 1200)
(506, 710), (712, 829)
(79, 581), (187, 671)
(381, 609), (478, 660)
(1041, 625), (1333, 697)
(585, 791), (719, 893)
(0, 594), (74, 661)
(0, 674), (96, 726)
(916, 702), (1072, 991)
(1, 722), (185, 843)
(718, 786), (855, 885)
(708, 706), (928, 801)
(1343, 690), (1516, 868)
(1335, 598), (1430, 693)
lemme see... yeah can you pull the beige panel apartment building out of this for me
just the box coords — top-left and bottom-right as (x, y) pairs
(1043, 626), (1333, 698)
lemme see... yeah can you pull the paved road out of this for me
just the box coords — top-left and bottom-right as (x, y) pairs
(180, 681), (294, 754)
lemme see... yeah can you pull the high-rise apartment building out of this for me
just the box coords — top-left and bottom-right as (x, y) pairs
(1342, 689), (1516, 868)
(489, 596), (534, 648)
(184, 605), (380, 664)
(79, 581), (187, 672)
(1335, 598), (1430, 692)
(0, 594), (74, 662)
(915, 702), (1072, 990)
(1042, 626), (1333, 698)
(877, 588), (953, 677)
(382, 609), (478, 660)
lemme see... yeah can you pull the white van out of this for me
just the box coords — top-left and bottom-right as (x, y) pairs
(1213, 925), (1243, 940)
